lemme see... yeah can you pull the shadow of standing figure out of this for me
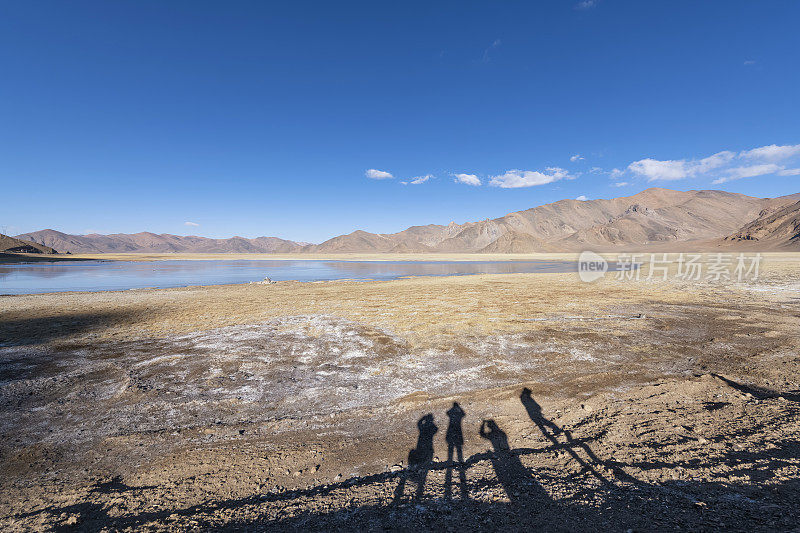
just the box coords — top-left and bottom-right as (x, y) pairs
(479, 419), (549, 507)
(520, 387), (634, 484)
(394, 414), (438, 503)
(445, 402), (468, 500)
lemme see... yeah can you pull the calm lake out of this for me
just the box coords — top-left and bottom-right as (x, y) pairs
(0, 259), (582, 295)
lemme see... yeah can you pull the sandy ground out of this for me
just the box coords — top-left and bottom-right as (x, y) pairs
(1, 254), (799, 531)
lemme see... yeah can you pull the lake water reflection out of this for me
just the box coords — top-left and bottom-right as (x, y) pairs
(0, 259), (581, 294)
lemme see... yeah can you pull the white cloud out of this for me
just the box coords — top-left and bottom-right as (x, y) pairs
(365, 168), (394, 180)
(184, 221), (200, 227)
(575, 195), (588, 201)
(743, 60), (756, 66)
(609, 168), (624, 178)
(628, 158), (689, 181)
(694, 151), (736, 172)
(402, 174), (434, 185)
(489, 167), (574, 188)
(570, 154), (584, 162)
(712, 164), (783, 184)
(575, 0), (597, 9)
(739, 144), (800, 162)
(729, 163), (783, 178)
(612, 181), (629, 187)
(778, 168), (800, 176)
(628, 151), (735, 181)
(481, 39), (501, 63)
(453, 173), (482, 186)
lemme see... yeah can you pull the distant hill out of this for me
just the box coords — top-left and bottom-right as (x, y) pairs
(305, 188), (799, 253)
(0, 233), (57, 254)
(16, 188), (800, 254)
(719, 200), (800, 250)
(14, 229), (306, 254)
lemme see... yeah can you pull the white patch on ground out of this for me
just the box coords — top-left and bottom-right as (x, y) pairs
(569, 348), (598, 362)
(0, 315), (650, 446)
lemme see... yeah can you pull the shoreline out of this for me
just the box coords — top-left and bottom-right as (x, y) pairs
(5, 250), (799, 264)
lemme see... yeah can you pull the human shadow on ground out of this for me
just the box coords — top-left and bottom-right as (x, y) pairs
(393, 413), (438, 503)
(520, 387), (638, 484)
(479, 418), (552, 508)
(444, 402), (468, 500)
(15, 390), (800, 532)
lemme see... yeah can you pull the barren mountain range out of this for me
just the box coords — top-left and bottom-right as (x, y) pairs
(13, 230), (307, 254)
(16, 188), (800, 254)
(0, 233), (57, 254)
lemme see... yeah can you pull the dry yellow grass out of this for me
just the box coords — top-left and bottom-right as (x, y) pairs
(3, 252), (798, 349)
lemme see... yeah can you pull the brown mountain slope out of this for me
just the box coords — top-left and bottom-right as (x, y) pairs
(719, 200), (800, 250)
(309, 188), (786, 253)
(556, 190), (768, 250)
(16, 188), (800, 254)
(0, 233), (57, 254)
(15, 229), (306, 254)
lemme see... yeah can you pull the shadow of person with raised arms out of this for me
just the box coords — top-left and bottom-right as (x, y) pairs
(520, 387), (635, 484)
(444, 402), (468, 500)
(394, 413), (438, 503)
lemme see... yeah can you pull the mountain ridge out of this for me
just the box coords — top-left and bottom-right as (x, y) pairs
(0, 233), (58, 254)
(14, 229), (308, 254)
(16, 188), (800, 253)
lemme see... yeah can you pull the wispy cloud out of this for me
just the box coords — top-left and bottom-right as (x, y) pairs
(184, 221), (200, 227)
(365, 168), (394, 180)
(589, 166), (624, 178)
(612, 181), (629, 187)
(570, 154), (584, 162)
(778, 168), (800, 176)
(575, 0), (598, 9)
(739, 144), (800, 162)
(575, 195), (589, 201)
(713, 164), (783, 184)
(627, 143), (800, 184)
(481, 39), (501, 63)
(628, 151), (735, 181)
(401, 174), (434, 185)
(743, 60), (756, 66)
(489, 167), (574, 188)
(453, 173), (482, 186)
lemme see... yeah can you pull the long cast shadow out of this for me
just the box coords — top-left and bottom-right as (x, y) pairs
(444, 402), (468, 500)
(711, 373), (800, 403)
(520, 387), (637, 484)
(479, 418), (552, 508)
(0, 311), (139, 347)
(393, 413), (438, 503)
(15, 393), (800, 531)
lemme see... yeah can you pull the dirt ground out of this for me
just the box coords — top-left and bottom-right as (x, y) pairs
(1, 254), (799, 531)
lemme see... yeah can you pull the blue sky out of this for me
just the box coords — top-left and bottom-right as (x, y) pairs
(2, 1), (799, 243)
